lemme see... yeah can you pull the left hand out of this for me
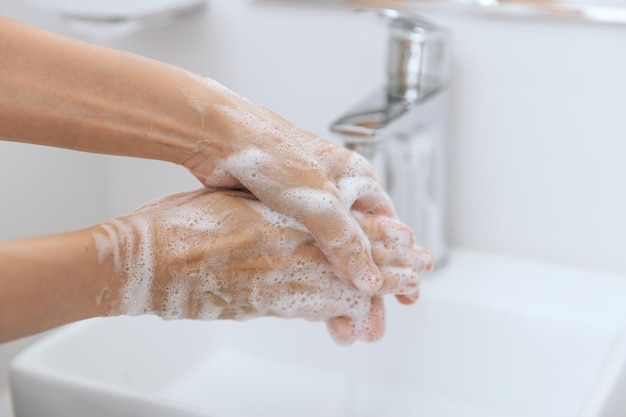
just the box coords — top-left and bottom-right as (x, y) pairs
(93, 189), (432, 345)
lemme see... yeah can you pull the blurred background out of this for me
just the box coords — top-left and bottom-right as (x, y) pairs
(1, 0), (626, 415)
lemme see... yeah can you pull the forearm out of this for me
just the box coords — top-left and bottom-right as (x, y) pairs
(0, 228), (120, 342)
(0, 15), (228, 165)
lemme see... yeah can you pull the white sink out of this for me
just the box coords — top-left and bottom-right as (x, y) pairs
(10, 250), (626, 417)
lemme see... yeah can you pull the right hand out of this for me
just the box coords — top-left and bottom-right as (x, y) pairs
(181, 78), (408, 294)
(93, 189), (432, 345)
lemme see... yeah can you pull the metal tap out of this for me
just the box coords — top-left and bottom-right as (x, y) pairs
(330, 9), (450, 266)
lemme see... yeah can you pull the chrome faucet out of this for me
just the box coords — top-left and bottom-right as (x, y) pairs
(330, 9), (450, 266)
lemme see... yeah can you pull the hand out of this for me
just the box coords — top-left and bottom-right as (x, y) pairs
(93, 190), (432, 345)
(181, 79), (402, 293)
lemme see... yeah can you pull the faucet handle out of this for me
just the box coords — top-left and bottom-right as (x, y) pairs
(360, 8), (449, 100)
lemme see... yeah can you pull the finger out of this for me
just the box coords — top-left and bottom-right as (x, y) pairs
(337, 175), (396, 217)
(371, 241), (434, 271)
(353, 215), (431, 297)
(396, 291), (420, 305)
(373, 248), (431, 296)
(326, 316), (356, 346)
(192, 165), (243, 189)
(376, 266), (420, 295)
(354, 296), (386, 343)
(359, 215), (416, 249)
(336, 152), (396, 217)
(282, 188), (382, 293)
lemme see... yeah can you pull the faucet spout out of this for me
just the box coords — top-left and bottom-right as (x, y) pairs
(330, 9), (450, 267)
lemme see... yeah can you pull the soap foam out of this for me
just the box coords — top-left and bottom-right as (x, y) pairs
(183, 81), (398, 294)
(93, 223), (121, 270)
(86, 71), (431, 343)
(93, 150), (429, 343)
(217, 144), (382, 289)
(92, 190), (399, 343)
(114, 216), (154, 316)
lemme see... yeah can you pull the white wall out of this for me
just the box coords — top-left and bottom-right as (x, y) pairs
(1, 1), (626, 416)
(433, 12), (626, 272)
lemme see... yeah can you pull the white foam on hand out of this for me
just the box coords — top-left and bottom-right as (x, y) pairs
(93, 190), (432, 345)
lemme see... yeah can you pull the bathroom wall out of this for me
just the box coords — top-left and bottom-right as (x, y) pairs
(1, 1), (626, 416)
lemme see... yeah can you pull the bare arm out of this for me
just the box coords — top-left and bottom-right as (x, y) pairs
(0, 228), (119, 343)
(0, 14), (208, 163)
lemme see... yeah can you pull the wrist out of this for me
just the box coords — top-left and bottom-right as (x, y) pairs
(0, 227), (121, 342)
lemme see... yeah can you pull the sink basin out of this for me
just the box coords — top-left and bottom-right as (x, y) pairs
(10, 249), (626, 417)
